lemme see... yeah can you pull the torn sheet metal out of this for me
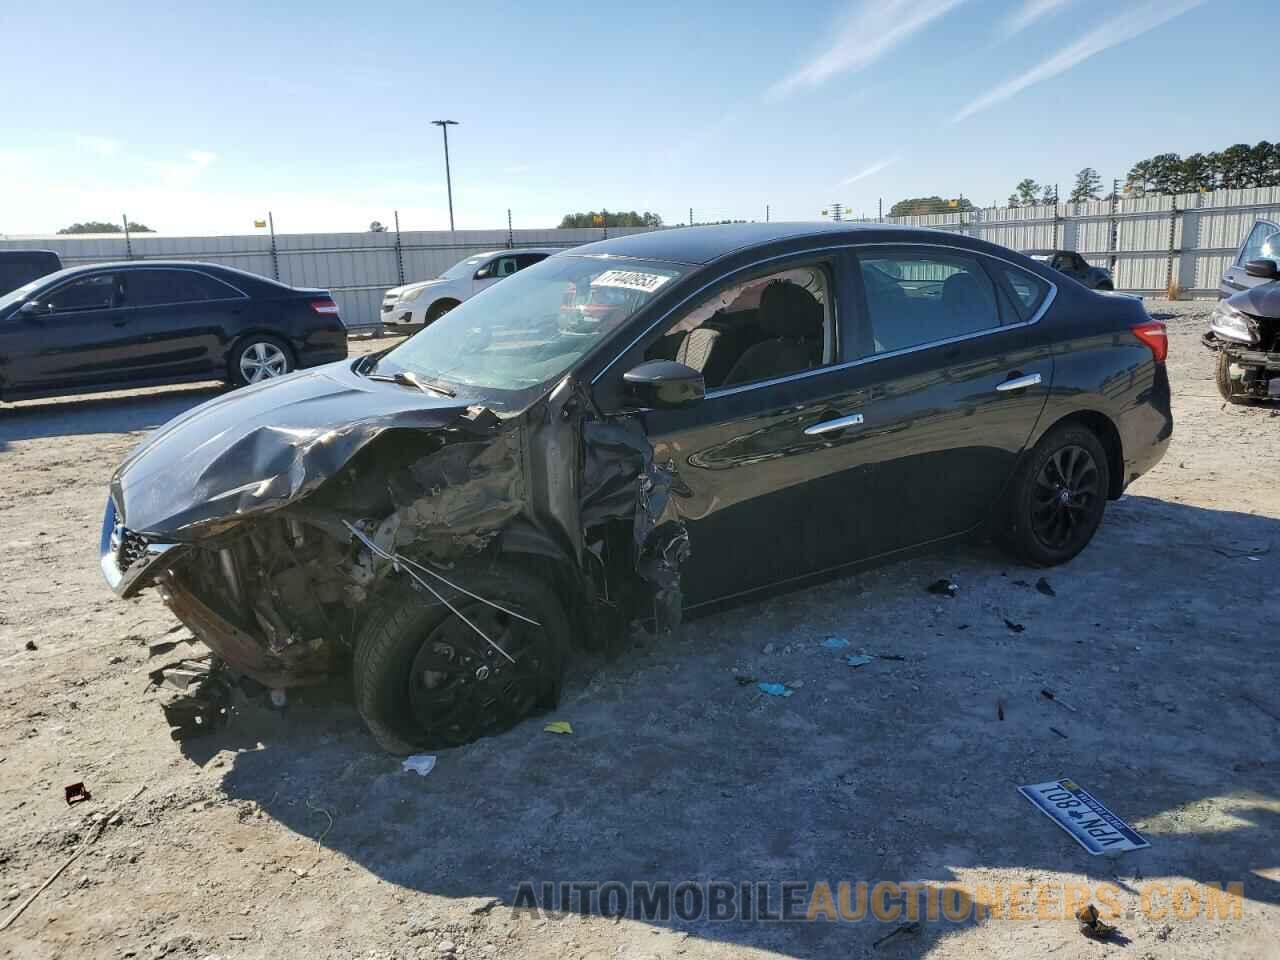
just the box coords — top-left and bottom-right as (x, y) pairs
(581, 418), (690, 633)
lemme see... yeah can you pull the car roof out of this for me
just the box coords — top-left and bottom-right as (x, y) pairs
(468, 248), (559, 258)
(559, 222), (940, 265)
(28, 260), (298, 290)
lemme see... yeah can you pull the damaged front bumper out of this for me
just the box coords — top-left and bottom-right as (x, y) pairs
(100, 496), (183, 598)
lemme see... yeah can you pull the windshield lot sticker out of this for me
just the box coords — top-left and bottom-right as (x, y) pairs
(1019, 778), (1150, 855)
(590, 270), (673, 294)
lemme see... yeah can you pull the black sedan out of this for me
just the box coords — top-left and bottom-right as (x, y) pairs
(0, 261), (347, 401)
(99, 223), (1171, 752)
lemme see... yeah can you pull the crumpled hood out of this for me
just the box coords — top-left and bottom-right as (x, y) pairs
(111, 361), (475, 539)
(1229, 281), (1280, 320)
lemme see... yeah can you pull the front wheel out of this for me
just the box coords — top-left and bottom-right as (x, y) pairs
(424, 300), (458, 326)
(353, 565), (569, 754)
(1003, 424), (1110, 567)
(1215, 350), (1248, 404)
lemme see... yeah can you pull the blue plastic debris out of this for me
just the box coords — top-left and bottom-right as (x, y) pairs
(758, 682), (794, 697)
(846, 654), (875, 668)
(821, 637), (851, 650)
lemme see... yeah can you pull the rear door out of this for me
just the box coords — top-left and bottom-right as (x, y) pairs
(120, 268), (244, 378)
(824, 245), (1054, 560)
(5, 271), (135, 392)
(1222, 220), (1280, 296)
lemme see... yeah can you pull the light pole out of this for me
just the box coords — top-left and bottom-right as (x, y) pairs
(431, 120), (459, 232)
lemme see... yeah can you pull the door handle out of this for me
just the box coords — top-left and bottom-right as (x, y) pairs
(996, 372), (1042, 392)
(804, 412), (864, 436)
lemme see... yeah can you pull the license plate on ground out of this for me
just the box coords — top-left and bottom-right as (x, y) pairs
(1019, 778), (1150, 855)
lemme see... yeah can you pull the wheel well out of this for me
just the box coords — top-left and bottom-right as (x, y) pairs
(1046, 411), (1124, 499)
(428, 298), (460, 314)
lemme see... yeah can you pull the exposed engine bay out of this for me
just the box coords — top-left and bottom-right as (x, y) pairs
(101, 365), (689, 749)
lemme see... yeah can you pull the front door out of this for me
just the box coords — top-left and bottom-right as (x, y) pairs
(6, 271), (134, 392)
(597, 256), (872, 605)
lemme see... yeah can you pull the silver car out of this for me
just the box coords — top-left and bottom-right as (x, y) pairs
(381, 248), (557, 328)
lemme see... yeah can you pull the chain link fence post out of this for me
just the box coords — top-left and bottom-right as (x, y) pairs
(393, 210), (405, 287)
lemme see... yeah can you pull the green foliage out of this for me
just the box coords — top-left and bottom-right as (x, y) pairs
(1125, 140), (1280, 196)
(1069, 167), (1102, 203)
(558, 210), (663, 228)
(57, 220), (154, 234)
(887, 196), (974, 216)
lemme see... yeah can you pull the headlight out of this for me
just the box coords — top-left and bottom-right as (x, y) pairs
(399, 286), (425, 302)
(1210, 302), (1259, 345)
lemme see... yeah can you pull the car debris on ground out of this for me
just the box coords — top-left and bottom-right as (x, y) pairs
(401, 755), (437, 776)
(1075, 903), (1118, 940)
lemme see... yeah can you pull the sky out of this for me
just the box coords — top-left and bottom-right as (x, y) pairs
(0, 0), (1270, 236)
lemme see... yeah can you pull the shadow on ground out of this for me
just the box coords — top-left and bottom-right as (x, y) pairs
(180, 496), (1279, 957)
(0, 384), (223, 448)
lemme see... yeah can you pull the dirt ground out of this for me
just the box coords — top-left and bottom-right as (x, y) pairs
(1, 302), (1278, 960)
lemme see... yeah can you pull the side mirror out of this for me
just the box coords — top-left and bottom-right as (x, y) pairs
(1245, 258), (1279, 280)
(474, 265), (494, 280)
(18, 300), (46, 317)
(623, 360), (705, 409)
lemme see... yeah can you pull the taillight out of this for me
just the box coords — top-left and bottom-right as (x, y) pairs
(1131, 319), (1167, 363)
(310, 298), (340, 316)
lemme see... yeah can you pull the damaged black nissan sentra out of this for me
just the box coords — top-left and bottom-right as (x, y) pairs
(100, 223), (1172, 752)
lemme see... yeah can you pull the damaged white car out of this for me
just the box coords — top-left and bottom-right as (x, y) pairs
(101, 224), (1172, 752)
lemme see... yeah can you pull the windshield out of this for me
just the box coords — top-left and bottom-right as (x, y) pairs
(374, 255), (688, 397)
(0, 271), (61, 311)
(439, 255), (490, 281)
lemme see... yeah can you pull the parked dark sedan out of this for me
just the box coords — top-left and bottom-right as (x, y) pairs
(99, 223), (1171, 752)
(1024, 249), (1114, 290)
(0, 261), (347, 401)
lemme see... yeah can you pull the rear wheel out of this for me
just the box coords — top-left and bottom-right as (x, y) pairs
(1004, 424), (1109, 567)
(1215, 350), (1248, 404)
(231, 335), (293, 386)
(424, 299), (458, 326)
(353, 565), (569, 754)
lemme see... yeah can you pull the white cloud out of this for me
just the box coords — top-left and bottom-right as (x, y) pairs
(839, 156), (899, 187)
(953, 0), (1205, 122)
(74, 135), (123, 158)
(769, 0), (966, 99)
(148, 149), (218, 189)
(1000, 0), (1073, 38)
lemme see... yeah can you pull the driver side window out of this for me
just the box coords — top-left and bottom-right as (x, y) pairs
(46, 273), (119, 313)
(643, 264), (831, 391)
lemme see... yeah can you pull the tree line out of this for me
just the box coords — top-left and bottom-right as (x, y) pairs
(57, 220), (154, 234)
(1000, 141), (1280, 208)
(558, 210), (663, 228)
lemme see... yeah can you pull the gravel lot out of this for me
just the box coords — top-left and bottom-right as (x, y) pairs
(1, 301), (1278, 960)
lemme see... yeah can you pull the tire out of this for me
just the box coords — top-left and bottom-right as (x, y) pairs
(353, 564), (569, 754)
(1215, 350), (1247, 404)
(230, 335), (294, 386)
(424, 300), (458, 326)
(1004, 423), (1110, 567)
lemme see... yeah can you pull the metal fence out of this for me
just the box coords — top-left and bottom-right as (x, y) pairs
(856, 185), (1280, 297)
(0, 226), (652, 332)
(5, 185), (1279, 327)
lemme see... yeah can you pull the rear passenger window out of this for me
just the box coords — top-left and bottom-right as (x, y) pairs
(643, 264), (830, 390)
(125, 269), (238, 306)
(1000, 264), (1051, 318)
(856, 249), (1000, 354)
